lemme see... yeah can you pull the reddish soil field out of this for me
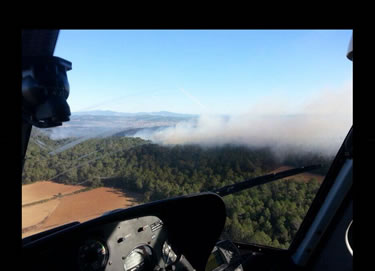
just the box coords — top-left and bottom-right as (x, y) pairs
(22, 181), (85, 205)
(41, 187), (141, 230)
(269, 166), (325, 183)
(22, 182), (142, 238)
(22, 199), (60, 229)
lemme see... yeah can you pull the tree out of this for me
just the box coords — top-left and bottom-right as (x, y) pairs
(88, 176), (102, 188)
(251, 231), (272, 246)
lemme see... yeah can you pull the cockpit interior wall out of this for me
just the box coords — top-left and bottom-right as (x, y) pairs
(311, 200), (352, 270)
(22, 29), (59, 56)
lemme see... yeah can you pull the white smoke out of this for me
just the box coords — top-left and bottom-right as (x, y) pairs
(136, 82), (352, 158)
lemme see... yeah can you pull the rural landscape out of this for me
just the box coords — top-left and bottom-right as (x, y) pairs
(22, 113), (331, 248)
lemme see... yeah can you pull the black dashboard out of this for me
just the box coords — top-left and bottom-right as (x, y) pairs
(23, 193), (227, 271)
(75, 215), (171, 271)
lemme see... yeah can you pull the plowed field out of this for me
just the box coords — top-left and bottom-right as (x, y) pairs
(22, 181), (142, 238)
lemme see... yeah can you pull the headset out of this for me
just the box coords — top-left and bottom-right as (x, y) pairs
(22, 56), (72, 128)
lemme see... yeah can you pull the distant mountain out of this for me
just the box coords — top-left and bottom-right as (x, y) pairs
(73, 110), (132, 116)
(73, 110), (198, 118)
(112, 126), (171, 137)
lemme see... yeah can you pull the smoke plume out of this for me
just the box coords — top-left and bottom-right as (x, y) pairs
(136, 82), (352, 158)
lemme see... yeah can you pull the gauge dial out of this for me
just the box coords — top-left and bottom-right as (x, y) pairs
(78, 239), (109, 271)
(162, 242), (178, 265)
(123, 245), (154, 271)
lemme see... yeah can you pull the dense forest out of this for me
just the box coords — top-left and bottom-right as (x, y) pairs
(22, 130), (333, 249)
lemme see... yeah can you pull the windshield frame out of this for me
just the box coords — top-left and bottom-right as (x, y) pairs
(22, 30), (353, 250)
(287, 126), (352, 253)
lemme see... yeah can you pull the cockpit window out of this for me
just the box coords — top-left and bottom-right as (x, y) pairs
(22, 30), (352, 249)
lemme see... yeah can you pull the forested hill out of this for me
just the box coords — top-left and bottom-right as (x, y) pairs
(22, 133), (333, 249)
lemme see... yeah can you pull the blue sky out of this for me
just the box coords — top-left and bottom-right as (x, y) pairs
(54, 30), (352, 115)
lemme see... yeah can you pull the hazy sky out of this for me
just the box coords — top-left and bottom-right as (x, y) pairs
(54, 29), (352, 115)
